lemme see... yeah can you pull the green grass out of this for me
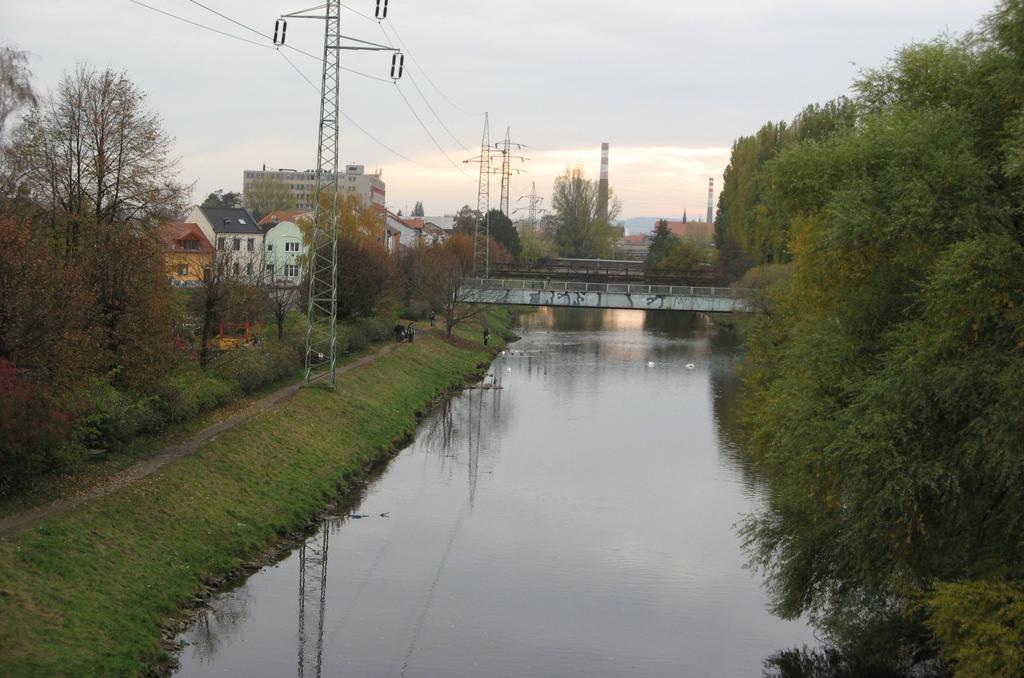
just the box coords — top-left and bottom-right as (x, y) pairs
(0, 309), (512, 677)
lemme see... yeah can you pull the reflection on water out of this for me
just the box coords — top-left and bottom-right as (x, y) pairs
(175, 309), (816, 677)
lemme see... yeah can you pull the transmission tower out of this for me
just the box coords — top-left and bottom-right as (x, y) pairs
(494, 128), (527, 216)
(464, 114), (492, 276)
(514, 181), (546, 229)
(277, 1), (401, 388)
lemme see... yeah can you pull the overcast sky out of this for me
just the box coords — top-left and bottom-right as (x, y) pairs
(4, 0), (998, 221)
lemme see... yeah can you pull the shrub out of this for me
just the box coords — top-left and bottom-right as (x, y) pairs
(0, 360), (79, 496)
(76, 377), (164, 449)
(406, 299), (432, 320)
(157, 367), (238, 422)
(356, 317), (391, 343)
(209, 342), (301, 393)
(339, 325), (368, 353)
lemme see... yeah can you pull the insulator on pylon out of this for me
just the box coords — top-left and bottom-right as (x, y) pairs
(273, 19), (287, 46)
(390, 53), (404, 80)
(375, 0), (389, 19)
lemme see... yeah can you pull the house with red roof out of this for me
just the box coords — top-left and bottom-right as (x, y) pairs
(157, 222), (214, 286)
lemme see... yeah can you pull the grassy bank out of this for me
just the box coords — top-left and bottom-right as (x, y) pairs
(0, 309), (512, 676)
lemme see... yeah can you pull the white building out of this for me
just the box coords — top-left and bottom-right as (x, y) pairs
(259, 210), (311, 286)
(185, 206), (265, 280)
(242, 164), (386, 213)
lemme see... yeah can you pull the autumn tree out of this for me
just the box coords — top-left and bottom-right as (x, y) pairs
(16, 65), (187, 252)
(452, 204), (478, 236)
(0, 218), (98, 389)
(428, 234), (492, 337)
(551, 167), (618, 258)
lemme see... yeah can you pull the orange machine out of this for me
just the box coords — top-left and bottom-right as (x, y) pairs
(215, 320), (264, 350)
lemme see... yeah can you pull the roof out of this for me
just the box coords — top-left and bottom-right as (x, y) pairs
(662, 220), (714, 240)
(157, 223), (214, 253)
(621, 234), (650, 245)
(199, 207), (262, 235)
(400, 217), (425, 231)
(258, 209), (310, 228)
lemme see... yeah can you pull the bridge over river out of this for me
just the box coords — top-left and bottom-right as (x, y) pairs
(459, 277), (752, 313)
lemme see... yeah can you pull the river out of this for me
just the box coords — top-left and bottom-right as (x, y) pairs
(173, 308), (817, 677)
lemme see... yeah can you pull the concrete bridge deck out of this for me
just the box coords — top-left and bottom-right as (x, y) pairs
(459, 278), (752, 313)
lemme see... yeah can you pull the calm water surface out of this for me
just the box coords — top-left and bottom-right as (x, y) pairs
(174, 308), (816, 677)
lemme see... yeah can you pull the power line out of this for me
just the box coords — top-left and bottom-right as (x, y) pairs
(375, 23), (471, 153)
(131, 0), (470, 177)
(393, 82), (475, 181)
(187, 0), (267, 40)
(128, 0), (275, 50)
(277, 51), (457, 171)
(382, 21), (485, 118)
(181, 0), (392, 83)
(338, 1), (376, 23)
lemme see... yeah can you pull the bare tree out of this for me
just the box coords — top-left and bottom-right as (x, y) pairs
(0, 45), (36, 195)
(185, 249), (231, 368)
(432, 234), (492, 337)
(16, 65), (187, 252)
(261, 251), (301, 340)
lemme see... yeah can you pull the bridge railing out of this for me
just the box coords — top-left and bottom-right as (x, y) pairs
(462, 277), (750, 299)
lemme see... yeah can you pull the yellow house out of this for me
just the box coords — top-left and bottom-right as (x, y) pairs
(157, 222), (214, 286)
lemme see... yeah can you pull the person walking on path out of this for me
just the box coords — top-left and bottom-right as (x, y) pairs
(393, 322), (405, 342)
(407, 322), (416, 342)
(483, 327), (491, 346)
(429, 310), (436, 327)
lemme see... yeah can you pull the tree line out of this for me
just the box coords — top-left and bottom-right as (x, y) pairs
(715, 1), (1024, 674)
(0, 54), (501, 497)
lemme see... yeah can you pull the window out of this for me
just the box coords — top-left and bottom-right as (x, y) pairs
(218, 237), (226, 250)
(247, 238), (254, 251)
(285, 242), (299, 253)
(246, 263), (253, 275)
(178, 264), (188, 276)
(233, 238), (240, 251)
(265, 263), (275, 275)
(267, 243), (274, 252)
(233, 262), (240, 275)
(238, 218), (247, 225)
(284, 264), (299, 278)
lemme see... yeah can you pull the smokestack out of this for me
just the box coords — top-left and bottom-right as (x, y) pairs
(706, 177), (714, 224)
(597, 143), (610, 223)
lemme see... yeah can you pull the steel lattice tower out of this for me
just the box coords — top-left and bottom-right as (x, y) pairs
(301, 0), (342, 388)
(280, 0), (398, 387)
(473, 114), (491, 276)
(499, 127), (512, 216)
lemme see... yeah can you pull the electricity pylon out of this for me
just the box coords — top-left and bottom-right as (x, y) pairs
(464, 114), (492, 277)
(514, 181), (546, 229)
(277, 1), (400, 388)
(494, 128), (527, 216)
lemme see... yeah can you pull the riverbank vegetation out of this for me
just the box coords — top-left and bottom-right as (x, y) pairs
(716, 2), (1024, 674)
(0, 51), (511, 501)
(0, 313), (511, 676)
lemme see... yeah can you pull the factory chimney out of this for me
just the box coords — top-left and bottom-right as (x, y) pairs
(597, 143), (610, 223)
(706, 177), (714, 224)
